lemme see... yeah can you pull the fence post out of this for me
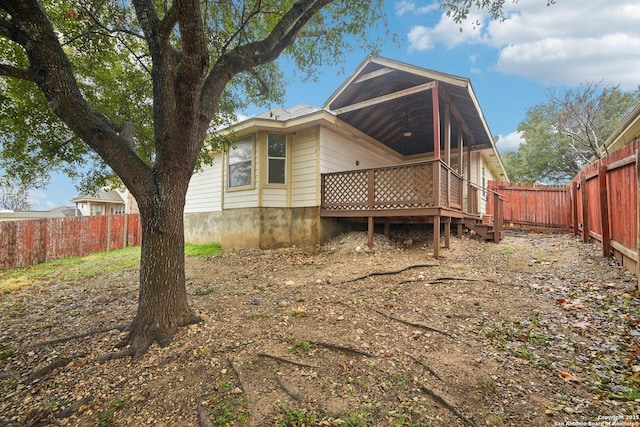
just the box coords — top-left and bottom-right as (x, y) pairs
(572, 181), (579, 236)
(598, 165), (611, 257)
(636, 149), (640, 281)
(580, 175), (589, 242)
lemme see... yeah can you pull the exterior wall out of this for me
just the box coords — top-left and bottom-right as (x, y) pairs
(319, 126), (397, 173)
(184, 207), (348, 250)
(185, 157), (223, 213)
(469, 151), (497, 214)
(291, 127), (320, 208)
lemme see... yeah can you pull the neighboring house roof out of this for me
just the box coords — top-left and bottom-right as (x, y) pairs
(605, 102), (640, 153)
(0, 210), (67, 221)
(71, 190), (125, 205)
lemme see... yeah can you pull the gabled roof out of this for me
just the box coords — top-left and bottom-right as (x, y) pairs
(71, 190), (124, 204)
(323, 56), (507, 179)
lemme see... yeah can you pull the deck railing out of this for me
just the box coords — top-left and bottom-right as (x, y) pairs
(321, 160), (464, 214)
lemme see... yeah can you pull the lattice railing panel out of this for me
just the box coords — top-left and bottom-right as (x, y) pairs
(450, 172), (462, 207)
(374, 163), (434, 209)
(440, 166), (449, 208)
(322, 170), (369, 210)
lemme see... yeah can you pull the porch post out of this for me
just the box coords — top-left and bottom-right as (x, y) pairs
(367, 216), (374, 248)
(466, 144), (472, 213)
(432, 82), (440, 160)
(444, 103), (451, 207)
(444, 103), (451, 166)
(457, 132), (464, 175)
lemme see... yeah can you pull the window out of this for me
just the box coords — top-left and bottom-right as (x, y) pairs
(228, 137), (253, 188)
(267, 133), (286, 185)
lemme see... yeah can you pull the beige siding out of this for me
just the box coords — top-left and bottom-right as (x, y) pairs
(262, 188), (287, 207)
(185, 158), (223, 213)
(319, 126), (396, 173)
(291, 127), (319, 207)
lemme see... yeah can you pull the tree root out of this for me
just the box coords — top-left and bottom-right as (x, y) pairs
(30, 324), (129, 348)
(374, 309), (454, 338)
(197, 404), (215, 427)
(23, 353), (87, 385)
(420, 384), (478, 427)
(95, 347), (135, 363)
(406, 352), (442, 381)
(308, 340), (377, 357)
(257, 352), (319, 369)
(399, 276), (484, 285)
(54, 396), (93, 419)
(276, 375), (304, 401)
(341, 263), (439, 284)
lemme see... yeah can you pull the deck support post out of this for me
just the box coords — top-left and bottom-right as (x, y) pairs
(367, 216), (374, 248)
(444, 217), (451, 249)
(433, 216), (440, 259)
(457, 222), (463, 236)
(384, 221), (390, 239)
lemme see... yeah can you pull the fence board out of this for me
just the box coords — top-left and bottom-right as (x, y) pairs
(487, 181), (569, 230)
(0, 214), (141, 270)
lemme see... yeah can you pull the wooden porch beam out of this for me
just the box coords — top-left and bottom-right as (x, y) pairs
(353, 67), (396, 84)
(439, 87), (476, 145)
(332, 81), (436, 115)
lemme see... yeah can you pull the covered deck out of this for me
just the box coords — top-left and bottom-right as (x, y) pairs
(319, 57), (507, 257)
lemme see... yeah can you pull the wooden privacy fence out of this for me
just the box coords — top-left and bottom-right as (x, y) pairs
(0, 214), (141, 270)
(487, 181), (569, 231)
(570, 140), (640, 276)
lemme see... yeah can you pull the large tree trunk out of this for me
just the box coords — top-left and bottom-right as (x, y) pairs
(123, 182), (200, 357)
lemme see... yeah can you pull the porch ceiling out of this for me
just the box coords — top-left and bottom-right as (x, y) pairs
(324, 57), (495, 157)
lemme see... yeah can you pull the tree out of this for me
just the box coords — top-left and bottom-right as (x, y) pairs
(0, 0), (388, 357)
(0, 0), (538, 358)
(503, 83), (640, 183)
(0, 176), (30, 210)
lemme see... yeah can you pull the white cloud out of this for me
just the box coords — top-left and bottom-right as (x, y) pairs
(403, 0), (640, 89)
(495, 131), (524, 152)
(395, 1), (440, 17)
(407, 10), (485, 52)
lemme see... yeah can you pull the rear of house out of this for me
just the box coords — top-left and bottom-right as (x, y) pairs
(184, 57), (508, 250)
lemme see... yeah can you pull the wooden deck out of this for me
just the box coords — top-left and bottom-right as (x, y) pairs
(320, 159), (503, 257)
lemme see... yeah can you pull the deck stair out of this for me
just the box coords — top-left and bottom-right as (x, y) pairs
(464, 215), (504, 242)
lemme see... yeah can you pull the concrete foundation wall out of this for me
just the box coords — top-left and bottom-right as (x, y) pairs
(184, 207), (348, 250)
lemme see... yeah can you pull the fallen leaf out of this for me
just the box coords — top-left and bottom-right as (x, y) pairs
(571, 321), (594, 329)
(622, 314), (638, 326)
(559, 370), (581, 382)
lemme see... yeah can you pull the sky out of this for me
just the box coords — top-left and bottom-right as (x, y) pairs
(26, 0), (640, 210)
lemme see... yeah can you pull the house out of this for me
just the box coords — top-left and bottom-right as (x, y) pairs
(184, 56), (509, 255)
(71, 189), (139, 216)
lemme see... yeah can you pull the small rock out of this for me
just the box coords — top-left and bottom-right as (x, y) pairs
(252, 299), (260, 305)
(545, 409), (554, 416)
(231, 387), (242, 394)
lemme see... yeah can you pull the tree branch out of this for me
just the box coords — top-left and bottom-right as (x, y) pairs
(0, 63), (34, 81)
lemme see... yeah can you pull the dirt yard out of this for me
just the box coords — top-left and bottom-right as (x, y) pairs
(2, 228), (640, 426)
